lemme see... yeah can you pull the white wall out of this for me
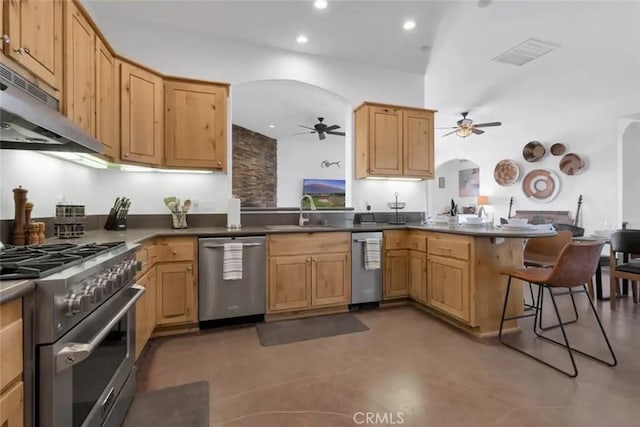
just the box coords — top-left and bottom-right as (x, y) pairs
(621, 120), (640, 228)
(0, 17), (428, 217)
(430, 159), (479, 216)
(277, 137), (345, 207)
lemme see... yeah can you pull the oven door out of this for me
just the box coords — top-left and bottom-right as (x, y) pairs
(39, 284), (145, 427)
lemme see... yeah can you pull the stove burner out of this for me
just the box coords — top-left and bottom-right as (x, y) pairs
(0, 241), (126, 280)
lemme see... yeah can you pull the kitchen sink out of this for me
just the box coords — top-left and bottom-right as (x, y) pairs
(265, 224), (338, 230)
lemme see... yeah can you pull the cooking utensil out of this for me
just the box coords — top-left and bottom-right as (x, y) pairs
(167, 201), (178, 213)
(182, 199), (192, 213)
(163, 196), (177, 210)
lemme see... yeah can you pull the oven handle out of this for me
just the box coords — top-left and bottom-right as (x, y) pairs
(55, 284), (145, 372)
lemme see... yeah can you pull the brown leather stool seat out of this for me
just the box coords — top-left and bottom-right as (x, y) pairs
(499, 241), (617, 378)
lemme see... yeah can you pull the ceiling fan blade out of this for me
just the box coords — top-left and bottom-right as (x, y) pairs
(318, 132), (326, 140)
(325, 124), (340, 132)
(293, 131), (316, 135)
(442, 130), (458, 137)
(474, 122), (502, 128)
(472, 128), (485, 135)
(299, 125), (316, 130)
(327, 131), (346, 136)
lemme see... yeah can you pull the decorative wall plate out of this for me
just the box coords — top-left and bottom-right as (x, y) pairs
(522, 141), (546, 162)
(522, 169), (561, 203)
(493, 159), (520, 186)
(559, 153), (585, 175)
(550, 143), (566, 156)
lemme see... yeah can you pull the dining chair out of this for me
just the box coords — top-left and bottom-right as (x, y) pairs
(499, 241), (616, 378)
(609, 229), (640, 310)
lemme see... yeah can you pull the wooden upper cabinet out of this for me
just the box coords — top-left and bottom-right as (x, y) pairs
(95, 37), (117, 159)
(63, 0), (95, 136)
(354, 102), (436, 179)
(403, 109), (434, 178)
(164, 79), (228, 169)
(4, 0), (63, 90)
(119, 60), (163, 165)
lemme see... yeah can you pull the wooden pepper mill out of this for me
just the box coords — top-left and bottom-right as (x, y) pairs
(24, 201), (34, 244)
(12, 186), (28, 246)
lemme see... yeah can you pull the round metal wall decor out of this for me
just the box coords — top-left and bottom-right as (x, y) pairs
(522, 169), (561, 203)
(522, 141), (546, 162)
(550, 143), (566, 156)
(559, 153), (585, 175)
(493, 159), (520, 186)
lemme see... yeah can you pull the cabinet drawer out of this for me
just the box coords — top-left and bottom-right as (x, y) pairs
(154, 238), (196, 262)
(428, 237), (470, 261)
(407, 233), (427, 253)
(0, 299), (23, 393)
(383, 230), (408, 250)
(268, 232), (350, 256)
(0, 381), (24, 427)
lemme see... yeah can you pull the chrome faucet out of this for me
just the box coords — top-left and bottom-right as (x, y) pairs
(299, 195), (317, 226)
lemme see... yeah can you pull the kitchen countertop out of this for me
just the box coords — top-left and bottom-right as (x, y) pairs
(1, 222), (555, 303)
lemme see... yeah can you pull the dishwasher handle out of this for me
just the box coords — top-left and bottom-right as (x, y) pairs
(203, 242), (263, 248)
(353, 239), (382, 243)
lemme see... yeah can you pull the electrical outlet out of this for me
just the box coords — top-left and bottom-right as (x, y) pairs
(203, 200), (214, 210)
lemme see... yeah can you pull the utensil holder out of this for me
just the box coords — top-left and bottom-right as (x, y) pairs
(172, 212), (187, 229)
(104, 216), (127, 231)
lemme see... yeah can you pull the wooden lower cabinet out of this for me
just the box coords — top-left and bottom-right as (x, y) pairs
(428, 255), (471, 322)
(156, 261), (196, 326)
(408, 250), (428, 304)
(384, 249), (409, 299)
(0, 381), (24, 427)
(268, 255), (312, 312)
(311, 253), (350, 307)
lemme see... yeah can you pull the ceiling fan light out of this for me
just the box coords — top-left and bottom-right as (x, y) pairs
(314, 0), (328, 10)
(456, 127), (473, 138)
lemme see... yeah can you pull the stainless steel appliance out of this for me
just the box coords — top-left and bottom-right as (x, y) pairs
(0, 242), (143, 427)
(0, 64), (103, 153)
(198, 236), (266, 322)
(351, 232), (383, 304)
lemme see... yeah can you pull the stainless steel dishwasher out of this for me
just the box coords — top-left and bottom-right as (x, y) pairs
(351, 232), (383, 305)
(198, 236), (266, 322)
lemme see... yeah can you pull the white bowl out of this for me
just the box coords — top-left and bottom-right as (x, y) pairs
(593, 230), (611, 237)
(508, 218), (529, 226)
(435, 215), (449, 223)
(465, 217), (483, 224)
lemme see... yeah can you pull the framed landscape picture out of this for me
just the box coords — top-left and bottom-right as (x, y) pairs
(302, 179), (346, 208)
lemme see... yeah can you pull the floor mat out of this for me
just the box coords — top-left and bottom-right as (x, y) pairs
(123, 381), (209, 427)
(256, 313), (369, 346)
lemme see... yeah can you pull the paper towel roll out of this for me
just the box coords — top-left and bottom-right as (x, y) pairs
(227, 198), (241, 229)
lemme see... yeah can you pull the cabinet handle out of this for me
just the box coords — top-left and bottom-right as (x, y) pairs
(14, 47), (26, 55)
(313, 257), (317, 262)
(186, 266), (192, 271)
(123, 153), (129, 157)
(172, 250), (177, 255)
(217, 161), (222, 166)
(1, 35), (9, 44)
(307, 258), (311, 262)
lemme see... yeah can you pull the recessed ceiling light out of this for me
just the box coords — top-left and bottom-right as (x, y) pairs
(268, 124), (275, 128)
(314, 0), (328, 10)
(403, 20), (416, 31)
(296, 34), (308, 44)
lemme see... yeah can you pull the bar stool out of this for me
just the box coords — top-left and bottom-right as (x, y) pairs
(499, 241), (617, 378)
(609, 229), (640, 310)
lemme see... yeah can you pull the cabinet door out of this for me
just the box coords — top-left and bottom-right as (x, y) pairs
(95, 37), (117, 159)
(156, 262), (196, 325)
(119, 61), (163, 165)
(64, 1), (95, 135)
(311, 253), (350, 307)
(0, 381), (24, 427)
(403, 109), (434, 178)
(134, 272), (148, 360)
(5, 0), (63, 89)
(384, 249), (409, 299)
(268, 255), (311, 312)
(428, 255), (471, 322)
(147, 266), (157, 333)
(164, 80), (227, 169)
(369, 106), (403, 175)
(408, 251), (428, 304)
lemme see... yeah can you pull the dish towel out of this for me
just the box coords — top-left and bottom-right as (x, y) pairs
(223, 243), (243, 280)
(364, 238), (381, 270)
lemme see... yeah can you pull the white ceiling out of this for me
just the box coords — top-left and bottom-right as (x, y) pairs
(232, 80), (349, 141)
(83, 0), (454, 73)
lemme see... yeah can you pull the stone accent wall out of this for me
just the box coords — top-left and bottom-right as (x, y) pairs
(232, 125), (277, 207)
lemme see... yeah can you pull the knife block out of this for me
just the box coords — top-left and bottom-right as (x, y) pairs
(104, 214), (127, 231)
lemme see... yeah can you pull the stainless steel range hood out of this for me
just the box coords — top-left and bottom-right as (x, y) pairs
(0, 66), (103, 154)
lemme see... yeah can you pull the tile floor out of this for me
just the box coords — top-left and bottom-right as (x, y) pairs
(136, 293), (639, 427)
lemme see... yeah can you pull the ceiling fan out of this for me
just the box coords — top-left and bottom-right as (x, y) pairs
(294, 117), (345, 140)
(437, 112), (502, 138)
